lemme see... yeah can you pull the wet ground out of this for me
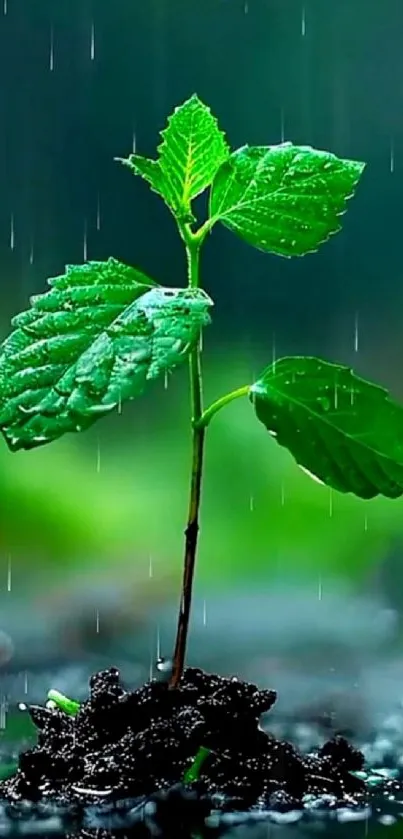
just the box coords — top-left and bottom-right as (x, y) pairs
(0, 585), (402, 836)
(0, 662), (403, 839)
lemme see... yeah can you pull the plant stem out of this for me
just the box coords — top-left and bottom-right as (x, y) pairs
(196, 386), (251, 430)
(169, 227), (206, 689)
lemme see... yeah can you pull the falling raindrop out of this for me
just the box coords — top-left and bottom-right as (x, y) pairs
(390, 137), (395, 174)
(118, 392), (122, 414)
(199, 331), (203, 352)
(96, 610), (100, 634)
(149, 656), (153, 681)
(272, 332), (277, 370)
(3, 0), (7, 14)
(164, 371), (169, 390)
(280, 481), (285, 506)
(244, 1), (248, 12)
(354, 312), (359, 352)
(280, 107), (285, 143)
(29, 236), (34, 265)
(301, 6), (306, 36)
(0, 698), (7, 729)
(156, 657), (172, 679)
(156, 625), (161, 659)
(24, 672), (28, 694)
(90, 21), (95, 61)
(83, 219), (88, 261)
(329, 488), (333, 517)
(9, 214), (14, 250)
(7, 556), (11, 592)
(364, 513), (368, 532)
(333, 383), (338, 410)
(49, 26), (54, 72)
(148, 555), (153, 578)
(96, 439), (101, 473)
(132, 130), (137, 154)
(318, 575), (322, 601)
(249, 494), (254, 511)
(202, 599), (207, 626)
(96, 193), (101, 231)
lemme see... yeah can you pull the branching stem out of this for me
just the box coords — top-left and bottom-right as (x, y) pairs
(196, 386), (251, 430)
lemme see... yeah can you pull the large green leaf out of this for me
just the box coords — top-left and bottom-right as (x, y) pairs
(250, 356), (403, 500)
(0, 259), (213, 451)
(118, 94), (230, 220)
(209, 143), (365, 256)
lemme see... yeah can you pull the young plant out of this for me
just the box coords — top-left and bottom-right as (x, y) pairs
(0, 94), (401, 691)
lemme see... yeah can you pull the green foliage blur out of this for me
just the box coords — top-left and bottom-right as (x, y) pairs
(0, 347), (402, 607)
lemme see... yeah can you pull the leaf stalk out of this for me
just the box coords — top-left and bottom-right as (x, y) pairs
(195, 386), (251, 430)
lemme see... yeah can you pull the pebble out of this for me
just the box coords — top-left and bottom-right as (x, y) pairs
(269, 809), (303, 824)
(379, 814), (397, 825)
(336, 806), (371, 822)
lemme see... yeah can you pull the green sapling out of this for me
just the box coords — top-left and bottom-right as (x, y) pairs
(0, 94), (400, 692)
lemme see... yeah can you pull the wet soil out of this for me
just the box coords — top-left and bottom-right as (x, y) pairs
(0, 666), (372, 832)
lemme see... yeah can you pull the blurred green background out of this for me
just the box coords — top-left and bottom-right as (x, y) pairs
(1, 348), (403, 603)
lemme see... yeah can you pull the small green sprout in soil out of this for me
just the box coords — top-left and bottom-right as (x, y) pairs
(0, 94), (401, 811)
(46, 690), (80, 716)
(183, 746), (212, 784)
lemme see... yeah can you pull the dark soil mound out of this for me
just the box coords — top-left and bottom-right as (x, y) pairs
(0, 666), (367, 812)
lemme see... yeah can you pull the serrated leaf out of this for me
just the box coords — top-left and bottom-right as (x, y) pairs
(209, 143), (365, 257)
(118, 94), (230, 220)
(117, 155), (166, 201)
(250, 356), (403, 500)
(0, 260), (213, 451)
(157, 94), (229, 215)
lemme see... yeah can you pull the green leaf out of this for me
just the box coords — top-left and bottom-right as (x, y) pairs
(250, 356), (403, 500)
(0, 259), (213, 451)
(117, 156), (166, 202)
(118, 94), (230, 220)
(209, 143), (365, 256)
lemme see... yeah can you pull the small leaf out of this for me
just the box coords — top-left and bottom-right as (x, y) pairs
(209, 143), (365, 256)
(0, 260), (213, 451)
(157, 94), (230, 214)
(118, 94), (230, 219)
(250, 356), (403, 500)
